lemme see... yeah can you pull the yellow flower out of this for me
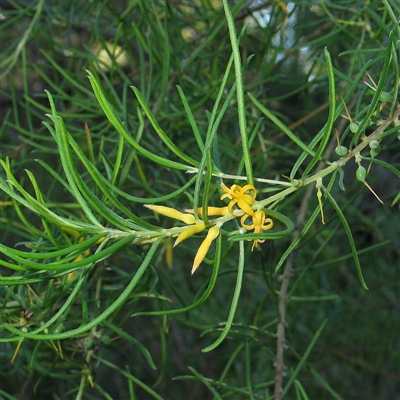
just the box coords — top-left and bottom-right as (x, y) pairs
(192, 225), (220, 274)
(144, 204), (196, 224)
(220, 182), (256, 216)
(240, 210), (273, 250)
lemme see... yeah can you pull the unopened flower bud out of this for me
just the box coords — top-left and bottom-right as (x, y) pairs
(192, 225), (220, 274)
(145, 204), (196, 224)
(174, 222), (206, 247)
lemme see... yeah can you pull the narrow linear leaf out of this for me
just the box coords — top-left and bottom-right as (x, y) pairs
(1, 235), (133, 272)
(202, 240), (244, 352)
(192, 52), (236, 218)
(93, 356), (164, 400)
(102, 321), (156, 370)
(360, 156), (400, 179)
(66, 131), (156, 230)
(176, 85), (205, 152)
(301, 48), (336, 178)
(223, 0), (253, 184)
(0, 234), (104, 260)
(350, 26), (397, 148)
(87, 70), (191, 171)
(248, 92), (316, 158)
(132, 86), (199, 167)
(1, 237), (163, 341)
(45, 92), (104, 228)
(322, 187), (368, 289)
(282, 319), (328, 397)
(132, 234), (222, 317)
(187, 367), (223, 399)
(1, 159), (102, 233)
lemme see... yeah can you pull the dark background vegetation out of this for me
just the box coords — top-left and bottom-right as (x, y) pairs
(1, 1), (399, 399)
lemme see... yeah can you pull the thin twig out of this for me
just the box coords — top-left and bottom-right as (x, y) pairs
(273, 183), (313, 400)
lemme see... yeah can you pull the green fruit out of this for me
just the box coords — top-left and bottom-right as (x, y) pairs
(369, 140), (380, 149)
(335, 145), (347, 156)
(350, 122), (359, 133)
(370, 147), (381, 158)
(101, 335), (112, 345)
(83, 337), (94, 350)
(380, 91), (392, 103)
(356, 165), (366, 182)
(53, 323), (65, 334)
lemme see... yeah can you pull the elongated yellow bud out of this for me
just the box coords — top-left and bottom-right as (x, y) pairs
(185, 207), (230, 216)
(192, 225), (220, 274)
(174, 222), (206, 247)
(145, 204), (197, 224)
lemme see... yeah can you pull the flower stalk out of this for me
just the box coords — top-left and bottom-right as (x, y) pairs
(192, 225), (220, 274)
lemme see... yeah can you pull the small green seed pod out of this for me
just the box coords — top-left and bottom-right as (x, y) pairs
(101, 335), (112, 345)
(53, 323), (65, 334)
(335, 145), (348, 156)
(291, 179), (303, 188)
(370, 146), (381, 158)
(369, 139), (380, 149)
(380, 91), (392, 103)
(356, 165), (366, 182)
(350, 122), (359, 133)
(83, 337), (94, 350)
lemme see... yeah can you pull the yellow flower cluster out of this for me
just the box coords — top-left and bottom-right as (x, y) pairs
(219, 182), (273, 250)
(145, 182), (273, 274)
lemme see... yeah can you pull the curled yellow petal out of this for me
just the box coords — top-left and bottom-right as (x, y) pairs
(220, 182), (241, 200)
(240, 213), (254, 230)
(174, 222), (206, 247)
(251, 238), (265, 251)
(262, 218), (273, 230)
(241, 184), (257, 200)
(145, 204), (196, 224)
(192, 225), (220, 274)
(240, 210), (273, 251)
(221, 182), (256, 216)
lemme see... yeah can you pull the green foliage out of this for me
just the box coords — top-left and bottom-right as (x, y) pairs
(1, 1), (400, 399)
